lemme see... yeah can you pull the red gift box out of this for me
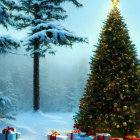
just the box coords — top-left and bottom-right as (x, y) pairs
(88, 131), (94, 136)
(110, 138), (123, 140)
(123, 136), (137, 140)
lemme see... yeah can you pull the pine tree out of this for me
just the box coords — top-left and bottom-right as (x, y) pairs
(0, 2), (19, 53)
(74, 6), (140, 137)
(2, 0), (85, 111)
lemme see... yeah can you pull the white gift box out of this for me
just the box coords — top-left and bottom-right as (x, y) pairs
(96, 133), (111, 140)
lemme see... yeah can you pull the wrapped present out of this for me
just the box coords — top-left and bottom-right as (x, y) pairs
(15, 132), (21, 140)
(75, 136), (94, 140)
(48, 130), (60, 140)
(68, 130), (82, 140)
(123, 136), (137, 140)
(79, 132), (87, 137)
(87, 131), (94, 136)
(96, 133), (111, 140)
(110, 138), (123, 140)
(0, 126), (16, 140)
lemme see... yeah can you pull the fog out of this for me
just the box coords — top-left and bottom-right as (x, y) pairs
(0, 0), (140, 113)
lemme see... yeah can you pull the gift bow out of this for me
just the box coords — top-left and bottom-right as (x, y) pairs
(71, 129), (81, 133)
(2, 126), (15, 140)
(50, 130), (60, 136)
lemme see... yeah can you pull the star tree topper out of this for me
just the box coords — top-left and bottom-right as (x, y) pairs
(111, 0), (120, 7)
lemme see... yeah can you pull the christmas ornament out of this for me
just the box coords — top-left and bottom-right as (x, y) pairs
(113, 37), (116, 41)
(108, 27), (112, 31)
(112, 54), (115, 58)
(123, 106), (127, 111)
(123, 122), (127, 127)
(116, 125), (120, 128)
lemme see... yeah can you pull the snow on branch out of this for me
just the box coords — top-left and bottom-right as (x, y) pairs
(0, 35), (20, 53)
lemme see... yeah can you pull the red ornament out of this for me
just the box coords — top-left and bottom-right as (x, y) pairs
(127, 128), (130, 131)
(125, 24), (127, 26)
(94, 68), (98, 72)
(104, 30), (107, 33)
(130, 97), (133, 101)
(80, 99), (82, 101)
(113, 108), (116, 112)
(135, 62), (138, 66)
(73, 126), (76, 128)
(112, 54), (115, 58)
(79, 105), (81, 109)
(84, 88), (87, 90)
(103, 40), (106, 43)
(74, 120), (77, 122)
(79, 122), (83, 125)
(111, 18), (113, 20)
(138, 125), (140, 129)
(127, 36), (130, 39)
(98, 129), (102, 132)
(99, 58), (102, 61)
(93, 102), (96, 105)
(111, 89), (115, 93)
(100, 84), (103, 88)
(120, 19), (122, 21)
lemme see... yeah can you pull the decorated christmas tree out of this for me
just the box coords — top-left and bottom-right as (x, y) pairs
(74, 0), (140, 137)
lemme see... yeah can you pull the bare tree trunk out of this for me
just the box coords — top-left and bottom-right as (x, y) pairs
(33, 40), (40, 111)
(33, 4), (40, 111)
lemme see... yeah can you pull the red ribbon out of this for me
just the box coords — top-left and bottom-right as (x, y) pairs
(2, 126), (14, 140)
(50, 135), (56, 140)
(71, 133), (73, 140)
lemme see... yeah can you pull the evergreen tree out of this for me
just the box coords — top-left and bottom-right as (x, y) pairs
(0, 2), (19, 53)
(74, 5), (140, 137)
(2, 0), (85, 111)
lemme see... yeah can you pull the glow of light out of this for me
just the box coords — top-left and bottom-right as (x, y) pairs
(111, 0), (120, 7)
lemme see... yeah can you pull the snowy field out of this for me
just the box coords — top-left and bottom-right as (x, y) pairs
(0, 111), (74, 140)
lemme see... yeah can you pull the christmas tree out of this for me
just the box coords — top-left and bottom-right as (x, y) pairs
(74, 0), (140, 137)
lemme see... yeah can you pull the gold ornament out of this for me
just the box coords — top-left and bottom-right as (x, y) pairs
(123, 106), (128, 111)
(113, 46), (116, 49)
(117, 108), (120, 112)
(118, 57), (121, 61)
(89, 115), (93, 119)
(120, 70), (123, 74)
(108, 27), (112, 31)
(113, 37), (116, 41)
(113, 122), (117, 126)
(128, 120), (132, 123)
(123, 122), (127, 127)
(114, 103), (118, 107)
(116, 125), (120, 128)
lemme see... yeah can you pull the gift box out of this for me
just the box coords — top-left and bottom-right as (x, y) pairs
(123, 136), (137, 140)
(139, 135), (140, 138)
(48, 130), (61, 140)
(96, 133), (111, 140)
(88, 131), (94, 136)
(79, 132), (87, 137)
(110, 138), (123, 140)
(0, 126), (17, 140)
(75, 136), (94, 140)
(68, 130), (82, 140)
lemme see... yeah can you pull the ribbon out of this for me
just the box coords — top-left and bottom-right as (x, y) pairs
(2, 126), (15, 140)
(50, 130), (60, 136)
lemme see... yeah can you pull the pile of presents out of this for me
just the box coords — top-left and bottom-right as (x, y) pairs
(0, 126), (21, 140)
(48, 130), (140, 140)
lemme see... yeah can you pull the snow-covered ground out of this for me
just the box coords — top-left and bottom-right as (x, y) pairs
(0, 111), (74, 140)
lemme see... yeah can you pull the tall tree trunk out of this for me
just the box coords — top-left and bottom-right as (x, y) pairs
(33, 40), (40, 111)
(33, 4), (40, 111)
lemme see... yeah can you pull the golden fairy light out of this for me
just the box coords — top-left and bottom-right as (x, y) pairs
(111, 0), (120, 7)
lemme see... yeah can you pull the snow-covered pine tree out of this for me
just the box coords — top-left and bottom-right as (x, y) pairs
(2, 0), (86, 111)
(0, 2), (19, 53)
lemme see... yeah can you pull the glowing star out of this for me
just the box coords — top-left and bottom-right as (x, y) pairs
(111, 0), (120, 7)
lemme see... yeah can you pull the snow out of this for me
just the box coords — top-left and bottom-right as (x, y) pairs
(0, 111), (74, 140)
